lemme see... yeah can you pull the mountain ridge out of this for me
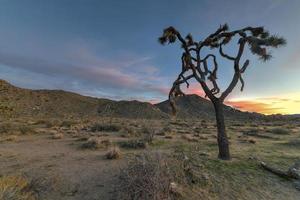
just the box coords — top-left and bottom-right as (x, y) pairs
(0, 79), (265, 119)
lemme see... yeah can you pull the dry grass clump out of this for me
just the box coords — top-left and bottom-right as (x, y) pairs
(5, 135), (18, 142)
(142, 126), (156, 144)
(51, 133), (63, 139)
(105, 147), (122, 159)
(181, 135), (198, 142)
(120, 126), (136, 137)
(0, 123), (37, 135)
(117, 152), (173, 200)
(0, 175), (36, 200)
(193, 134), (208, 140)
(81, 137), (111, 149)
(33, 119), (54, 128)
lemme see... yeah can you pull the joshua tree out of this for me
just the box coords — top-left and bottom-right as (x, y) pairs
(158, 24), (286, 160)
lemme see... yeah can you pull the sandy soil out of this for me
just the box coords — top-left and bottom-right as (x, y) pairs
(0, 133), (125, 200)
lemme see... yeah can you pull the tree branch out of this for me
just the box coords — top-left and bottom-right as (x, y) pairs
(219, 44), (235, 61)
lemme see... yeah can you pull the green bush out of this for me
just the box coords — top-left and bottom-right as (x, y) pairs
(60, 120), (76, 128)
(90, 123), (120, 132)
(19, 126), (36, 135)
(269, 128), (290, 135)
(118, 139), (147, 149)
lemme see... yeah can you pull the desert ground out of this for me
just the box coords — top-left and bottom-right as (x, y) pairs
(0, 117), (300, 200)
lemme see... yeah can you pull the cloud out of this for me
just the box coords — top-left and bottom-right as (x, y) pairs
(0, 51), (169, 100)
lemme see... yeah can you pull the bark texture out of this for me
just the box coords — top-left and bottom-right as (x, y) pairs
(213, 100), (230, 160)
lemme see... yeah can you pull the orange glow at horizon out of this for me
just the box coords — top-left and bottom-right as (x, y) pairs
(226, 93), (300, 115)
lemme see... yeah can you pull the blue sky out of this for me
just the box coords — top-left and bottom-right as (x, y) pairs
(1, 0), (300, 113)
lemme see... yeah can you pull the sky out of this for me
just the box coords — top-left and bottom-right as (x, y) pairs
(0, 0), (300, 114)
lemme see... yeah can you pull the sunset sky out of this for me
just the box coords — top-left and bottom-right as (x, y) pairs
(0, 0), (300, 114)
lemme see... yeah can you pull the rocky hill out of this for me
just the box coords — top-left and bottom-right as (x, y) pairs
(0, 80), (100, 118)
(155, 94), (264, 120)
(0, 80), (264, 120)
(0, 80), (167, 119)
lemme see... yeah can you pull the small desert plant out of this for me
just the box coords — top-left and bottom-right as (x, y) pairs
(283, 139), (300, 147)
(60, 120), (75, 128)
(162, 126), (172, 133)
(0, 175), (36, 200)
(181, 135), (198, 142)
(105, 147), (122, 159)
(81, 137), (111, 149)
(116, 152), (172, 200)
(142, 126), (156, 144)
(19, 126), (36, 135)
(165, 135), (173, 139)
(52, 133), (63, 139)
(5, 135), (18, 142)
(269, 127), (290, 135)
(248, 138), (257, 144)
(120, 126), (139, 138)
(0, 122), (13, 134)
(118, 139), (148, 149)
(33, 119), (53, 128)
(90, 123), (120, 132)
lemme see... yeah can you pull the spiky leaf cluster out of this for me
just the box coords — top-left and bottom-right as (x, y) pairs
(246, 33), (286, 61)
(158, 26), (178, 45)
(185, 33), (194, 46)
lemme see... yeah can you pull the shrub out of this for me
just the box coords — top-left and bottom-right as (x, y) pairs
(81, 137), (111, 149)
(90, 123), (120, 132)
(120, 126), (139, 138)
(116, 152), (172, 200)
(0, 175), (35, 200)
(105, 147), (122, 159)
(142, 126), (156, 144)
(6, 135), (18, 142)
(248, 138), (256, 144)
(118, 140), (148, 149)
(0, 123), (13, 134)
(283, 139), (300, 147)
(52, 133), (63, 139)
(181, 135), (198, 142)
(269, 128), (290, 135)
(33, 120), (53, 128)
(19, 126), (35, 135)
(60, 121), (75, 128)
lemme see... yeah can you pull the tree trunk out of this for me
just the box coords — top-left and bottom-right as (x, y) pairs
(213, 100), (230, 160)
